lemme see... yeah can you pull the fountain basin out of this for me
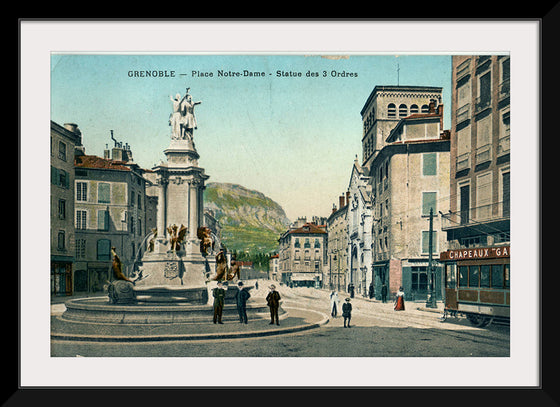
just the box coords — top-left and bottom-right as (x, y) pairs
(60, 296), (282, 325)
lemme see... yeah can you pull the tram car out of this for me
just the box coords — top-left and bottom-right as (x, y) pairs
(439, 245), (510, 327)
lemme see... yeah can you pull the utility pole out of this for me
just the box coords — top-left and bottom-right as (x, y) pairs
(425, 208), (437, 308)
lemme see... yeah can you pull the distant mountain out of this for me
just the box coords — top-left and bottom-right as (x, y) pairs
(203, 182), (291, 254)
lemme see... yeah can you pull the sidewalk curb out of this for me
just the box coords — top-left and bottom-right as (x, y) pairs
(51, 307), (329, 343)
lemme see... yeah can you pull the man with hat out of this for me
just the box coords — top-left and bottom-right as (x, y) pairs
(342, 297), (352, 328)
(212, 281), (226, 324)
(266, 284), (281, 325)
(234, 281), (251, 324)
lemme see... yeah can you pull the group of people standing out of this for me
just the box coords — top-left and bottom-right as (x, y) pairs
(329, 285), (406, 327)
(212, 281), (282, 325)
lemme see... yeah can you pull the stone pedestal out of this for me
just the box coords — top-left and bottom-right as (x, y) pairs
(134, 139), (210, 303)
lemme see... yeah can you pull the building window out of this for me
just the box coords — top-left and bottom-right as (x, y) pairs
(76, 210), (87, 230)
(97, 239), (111, 261)
(304, 238), (311, 248)
(58, 199), (66, 220)
(422, 192), (437, 216)
(52, 167), (70, 188)
(314, 238), (321, 248)
(421, 231), (437, 254)
(476, 71), (492, 113)
(76, 182), (88, 202)
(76, 239), (86, 259)
(476, 172), (493, 220)
(421, 105), (430, 113)
(399, 104), (408, 117)
(475, 114), (493, 165)
(502, 170), (510, 218)
(388, 103), (396, 118)
(294, 238), (300, 248)
(423, 153), (437, 176)
(410, 104), (419, 114)
(57, 230), (66, 250)
(98, 183), (111, 204)
(58, 141), (67, 161)
(411, 267), (428, 293)
(98, 209), (110, 231)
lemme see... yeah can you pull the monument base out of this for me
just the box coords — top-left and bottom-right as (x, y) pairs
(134, 249), (211, 304)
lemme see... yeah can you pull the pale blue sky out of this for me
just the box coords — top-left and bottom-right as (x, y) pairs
(51, 54), (451, 220)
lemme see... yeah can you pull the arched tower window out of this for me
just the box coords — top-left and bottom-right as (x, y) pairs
(399, 104), (408, 117)
(387, 103), (396, 118)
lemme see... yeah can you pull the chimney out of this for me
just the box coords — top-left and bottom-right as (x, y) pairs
(339, 195), (345, 209)
(346, 191), (350, 206)
(332, 203), (337, 214)
(104, 144), (111, 160)
(437, 104), (444, 128)
(428, 99), (436, 114)
(64, 123), (80, 135)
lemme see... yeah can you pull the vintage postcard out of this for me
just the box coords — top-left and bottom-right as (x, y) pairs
(21, 21), (539, 388)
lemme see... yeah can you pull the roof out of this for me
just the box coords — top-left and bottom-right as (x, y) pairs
(74, 155), (132, 171)
(288, 222), (326, 235)
(360, 85), (443, 115)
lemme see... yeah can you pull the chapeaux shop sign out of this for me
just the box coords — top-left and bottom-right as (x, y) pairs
(440, 246), (510, 261)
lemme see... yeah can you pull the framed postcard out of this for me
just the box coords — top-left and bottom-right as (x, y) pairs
(20, 20), (540, 390)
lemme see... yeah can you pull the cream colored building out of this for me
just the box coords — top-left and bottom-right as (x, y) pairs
(369, 103), (450, 301)
(278, 222), (327, 287)
(73, 142), (150, 293)
(443, 55), (510, 250)
(326, 194), (348, 291)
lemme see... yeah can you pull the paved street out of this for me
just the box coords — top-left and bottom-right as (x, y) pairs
(51, 284), (509, 357)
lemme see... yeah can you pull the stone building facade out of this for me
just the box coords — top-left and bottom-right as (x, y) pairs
(278, 222), (327, 287)
(73, 143), (150, 293)
(443, 55), (510, 249)
(360, 85), (451, 301)
(50, 121), (83, 296)
(326, 193), (348, 292)
(346, 158), (374, 297)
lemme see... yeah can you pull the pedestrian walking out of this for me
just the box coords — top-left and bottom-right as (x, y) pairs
(394, 286), (405, 311)
(329, 291), (340, 317)
(381, 283), (388, 303)
(348, 283), (355, 298)
(342, 297), (352, 328)
(212, 281), (226, 324)
(266, 284), (281, 325)
(234, 281), (251, 324)
(368, 282), (374, 299)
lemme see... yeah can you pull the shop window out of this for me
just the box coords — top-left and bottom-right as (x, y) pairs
(480, 265), (491, 287)
(491, 264), (504, 288)
(468, 265), (480, 287)
(459, 266), (469, 287)
(446, 263), (457, 289)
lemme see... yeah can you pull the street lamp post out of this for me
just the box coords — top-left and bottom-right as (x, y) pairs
(425, 208), (437, 308)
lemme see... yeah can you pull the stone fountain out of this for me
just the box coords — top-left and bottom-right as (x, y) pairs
(60, 88), (275, 325)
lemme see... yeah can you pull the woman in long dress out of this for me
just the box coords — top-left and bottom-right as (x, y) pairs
(394, 286), (405, 311)
(329, 291), (340, 317)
